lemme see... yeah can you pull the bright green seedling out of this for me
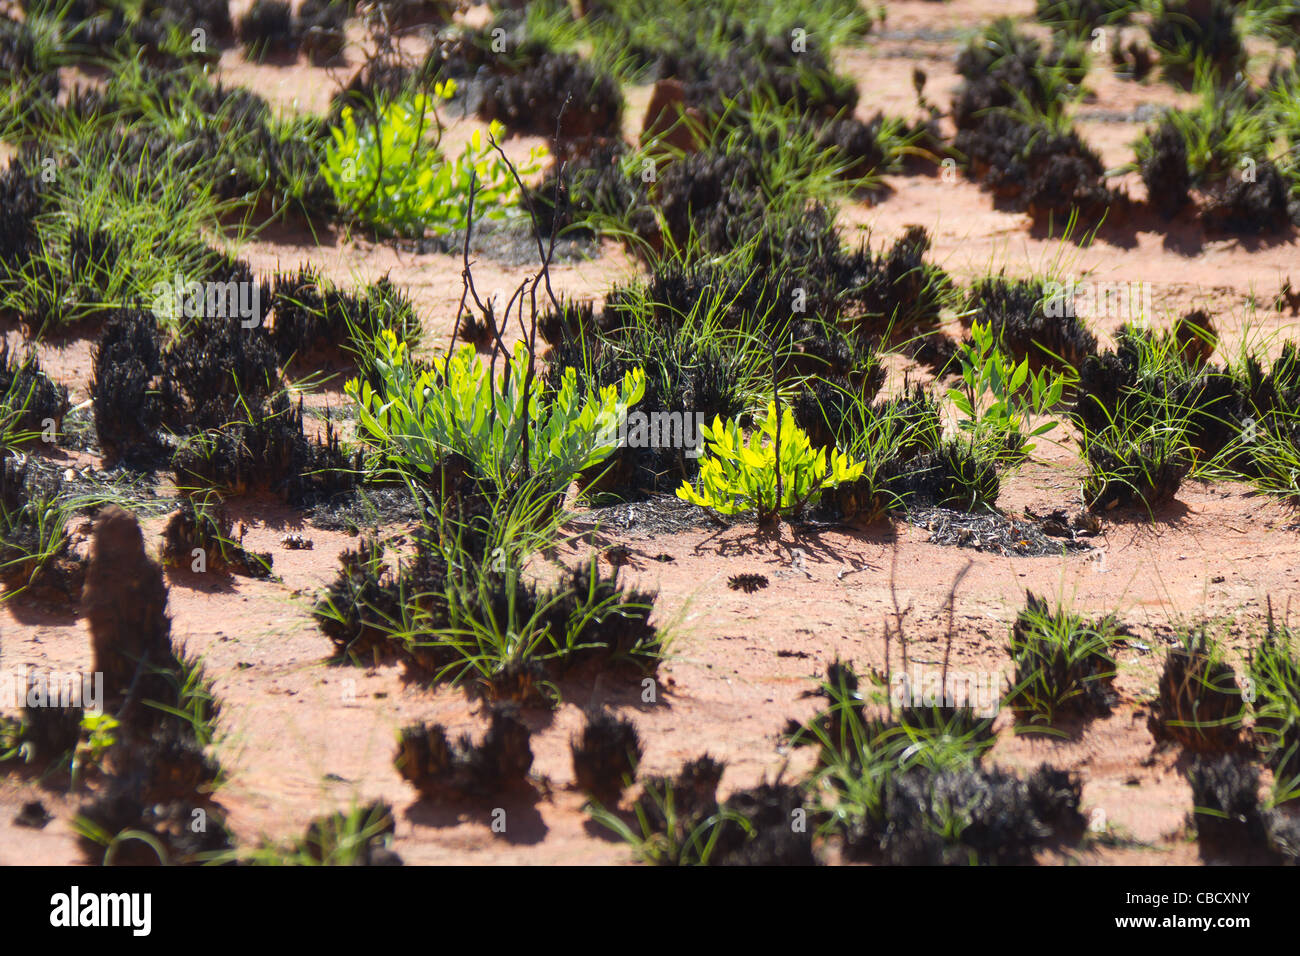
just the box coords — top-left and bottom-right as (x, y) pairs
(348, 332), (645, 496)
(676, 403), (866, 522)
(948, 320), (1069, 464)
(323, 82), (546, 237)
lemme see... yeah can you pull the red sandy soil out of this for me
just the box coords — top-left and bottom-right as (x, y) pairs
(2, 0), (1299, 865)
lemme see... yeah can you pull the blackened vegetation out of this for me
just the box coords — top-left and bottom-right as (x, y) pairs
(859, 763), (1086, 865)
(298, 0), (348, 65)
(1148, 632), (1243, 752)
(143, 0), (234, 41)
(571, 711), (642, 804)
(172, 393), (356, 505)
(314, 497), (662, 704)
(0, 156), (48, 273)
(1110, 37), (1154, 80)
(528, 138), (644, 241)
(787, 661), (997, 763)
(1036, 0), (1133, 36)
(480, 52), (624, 140)
(0, 456), (84, 600)
(953, 22), (1117, 224)
(799, 382), (1002, 517)
(727, 573), (768, 594)
(837, 225), (955, 351)
(118, 0), (234, 67)
(0, 13), (60, 113)
(34, 66), (337, 226)
(1082, 435), (1190, 512)
(90, 309), (174, 464)
(396, 708), (534, 801)
(0, 343), (69, 438)
(546, 219), (953, 499)
(371, 0), (455, 30)
(1186, 756), (1299, 863)
(790, 665), (1086, 868)
(268, 269), (420, 366)
(786, 663), (1084, 864)
(77, 506), (233, 865)
(0, 672), (83, 779)
(527, 16), (917, 246)
(642, 145), (769, 257)
(300, 800), (402, 865)
(965, 276), (1098, 369)
(1007, 592), (1119, 723)
(886, 439), (1001, 512)
(604, 14), (859, 122)
(1147, 0), (1243, 81)
(629, 755), (817, 865)
(314, 533), (444, 667)
(545, 316), (747, 498)
(1139, 121), (1192, 218)
(1139, 88), (1299, 233)
(161, 498), (273, 578)
(1201, 159), (1297, 235)
(90, 287), (360, 505)
(1250, 621), (1300, 786)
(239, 0), (297, 62)
(1071, 323), (1242, 510)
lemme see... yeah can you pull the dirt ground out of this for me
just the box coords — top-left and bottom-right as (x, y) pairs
(2, 0), (1299, 865)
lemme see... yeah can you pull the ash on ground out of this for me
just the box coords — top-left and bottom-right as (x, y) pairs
(571, 494), (718, 538)
(14, 452), (171, 518)
(308, 486), (424, 533)
(905, 506), (1098, 557)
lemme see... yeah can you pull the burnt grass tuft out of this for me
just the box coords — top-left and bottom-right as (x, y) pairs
(856, 763), (1087, 865)
(952, 22), (1116, 224)
(479, 51), (624, 140)
(0, 343), (69, 438)
(313, 490), (662, 704)
(1147, 0), (1244, 82)
(90, 285), (361, 505)
(0, 455), (84, 601)
(1187, 756), (1299, 863)
(965, 276), (1098, 369)
(571, 711), (643, 804)
(781, 662), (1086, 864)
(160, 497), (273, 578)
(1071, 323), (1255, 511)
(396, 707), (534, 801)
(626, 755), (817, 865)
(238, 0), (296, 62)
(297, 0), (347, 66)
(268, 269), (420, 367)
(1149, 632), (1244, 753)
(300, 800), (403, 865)
(1007, 592), (1121, 726)
(1140, 121), (1192, 218)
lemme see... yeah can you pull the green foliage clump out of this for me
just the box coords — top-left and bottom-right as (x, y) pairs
(947, 320), (1069, 466)
(347, 332), (645, 496)
(323, 83), (547, 238)
(675, 402), (866, 521)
